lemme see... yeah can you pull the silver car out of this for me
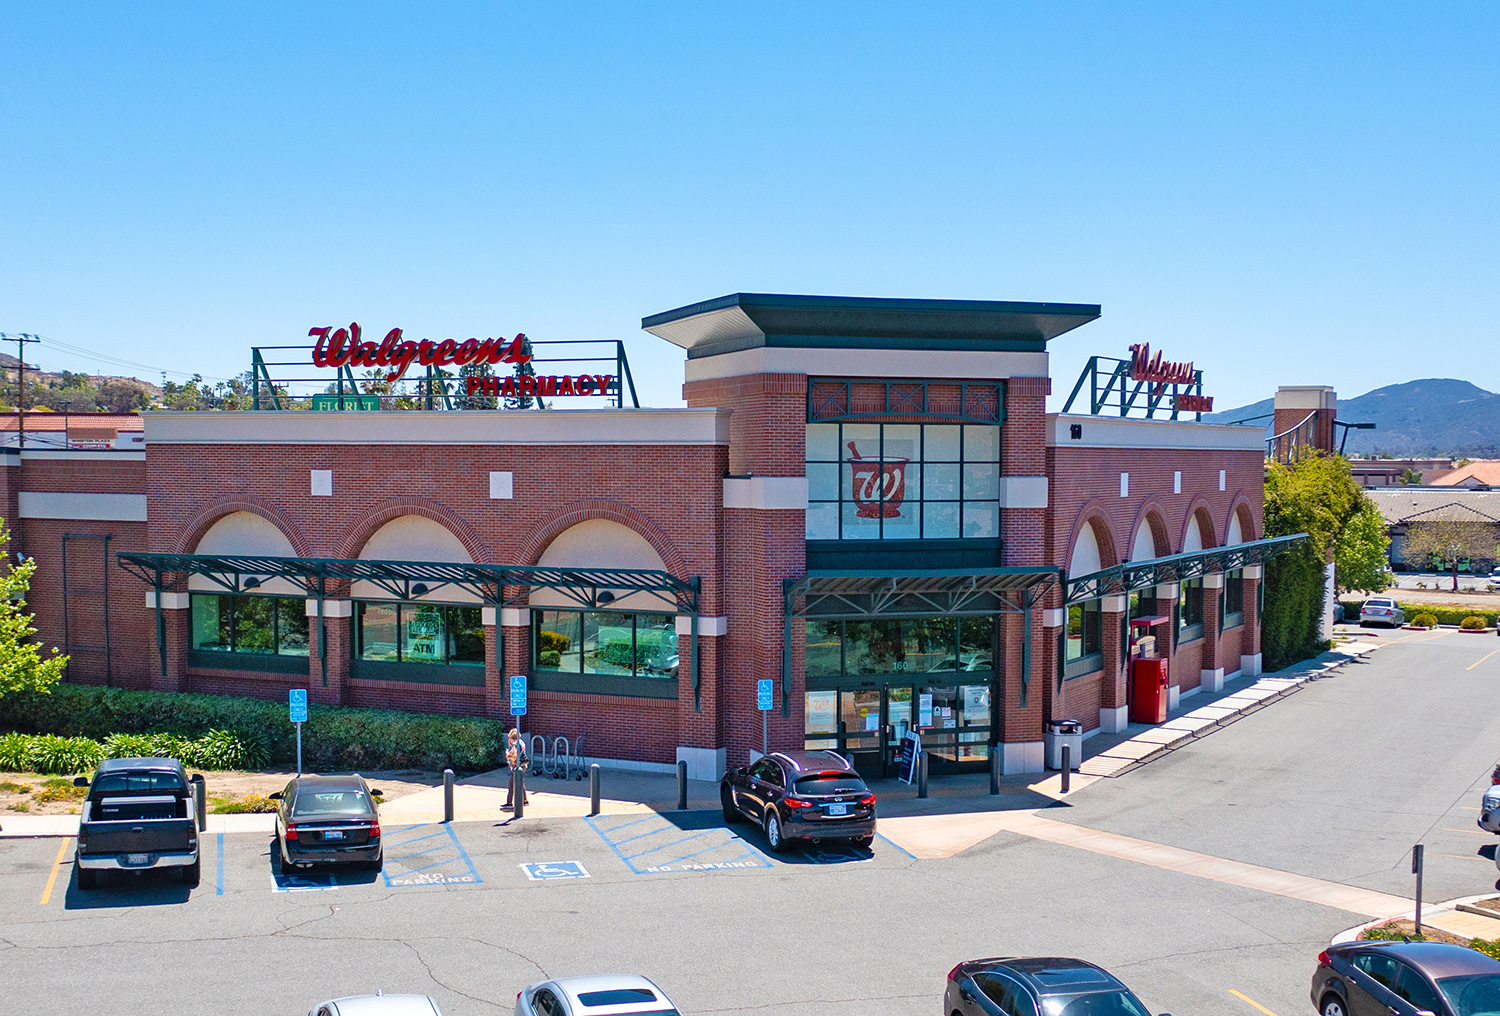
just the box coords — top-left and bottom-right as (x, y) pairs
(515, 975), (678, 1016)
(309, 995), (442, 1016)
(1359, 597), (1405, 628)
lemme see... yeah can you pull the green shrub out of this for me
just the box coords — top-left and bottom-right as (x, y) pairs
(1460, 616), (1488, 630)
(1412, 612), (1439, 628)
(211, 793), (277, 814)
(35, 778), (85, 803)
(0, 685), (508, 772)
(0, 733), (32, 771)
(1472, 938), (1500, 960)
(536, 629), (572, 654)
(538, 650), (561, 668)
(28, 735), (106, 774)
(1395, 604), (1499, 627)
(1360, 922), (1425, 942)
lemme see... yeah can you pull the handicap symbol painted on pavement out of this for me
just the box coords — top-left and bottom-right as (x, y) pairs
(520, 861), (590, 881)
(270, 870), (338, 892)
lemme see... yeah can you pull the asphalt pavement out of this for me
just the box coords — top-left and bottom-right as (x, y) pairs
(2, 629), (1497, 1016)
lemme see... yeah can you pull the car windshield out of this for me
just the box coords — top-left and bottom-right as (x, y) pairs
(577, 990), (657, 1006)
(1365, 600), (1393, 608)
(92, 772), (186, 794)
(1437, 973), (1500, 1016)
(794, 774), (866, 795)
(291, 789), (373, 818)
(1041, 990), (1152, 1016)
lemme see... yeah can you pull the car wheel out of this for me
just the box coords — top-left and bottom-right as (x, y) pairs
(764, 809), (789, 853)
(1319, 993), (1347, 1016)
(183, 858), (201, 887)
(76, 862), (96, 890)
(722, 786), (739, 824)
(277, 838), (296, 875)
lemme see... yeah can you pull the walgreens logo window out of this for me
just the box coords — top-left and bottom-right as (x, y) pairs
(805, 423), (1000, 541)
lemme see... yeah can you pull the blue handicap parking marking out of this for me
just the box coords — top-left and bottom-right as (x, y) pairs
(270, 869), (338, 892)
(520, 861), (590, 881)
(586, 813), (772, 875)
(381, 824), (483, 888)
(802, 845), (874, 865)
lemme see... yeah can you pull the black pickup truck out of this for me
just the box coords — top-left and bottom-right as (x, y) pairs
(73, 757), (201, 888)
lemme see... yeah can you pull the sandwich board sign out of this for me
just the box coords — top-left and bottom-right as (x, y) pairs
(897, 732), (921, 785)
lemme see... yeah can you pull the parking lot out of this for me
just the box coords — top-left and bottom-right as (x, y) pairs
(3, 630), (1498, 1016)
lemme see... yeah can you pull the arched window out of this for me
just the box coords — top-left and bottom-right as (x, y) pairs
(188, 513), (308, 667)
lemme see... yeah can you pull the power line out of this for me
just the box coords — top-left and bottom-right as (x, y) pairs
(1, 331), (234, 384)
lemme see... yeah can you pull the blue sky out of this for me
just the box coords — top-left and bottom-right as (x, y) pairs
(2, 3), (1496, 411)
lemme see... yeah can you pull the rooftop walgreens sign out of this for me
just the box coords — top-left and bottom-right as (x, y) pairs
(309, 323), (613, 397)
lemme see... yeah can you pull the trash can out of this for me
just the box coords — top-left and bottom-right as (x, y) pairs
(1044, 720), (1084, 771)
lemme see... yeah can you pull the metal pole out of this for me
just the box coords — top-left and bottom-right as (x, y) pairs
(762, 710), (768, 755)
(589, 763), (600, 817)
(1413, 844), (1424, 935)
(989, 748), (1000, 795)
(514, 766), (524, 819)
(1061, 744), (1072, 794)
(191, 774), (206, 832)
(296, 722), (302, 778)
(677, 760), (688, 810)
(917, 751), (928, 799)
(443, 768), (454, 823)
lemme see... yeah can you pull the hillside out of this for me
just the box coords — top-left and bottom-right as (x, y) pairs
(1206, 378), (1500, 457)
(0, 352), (164, 413)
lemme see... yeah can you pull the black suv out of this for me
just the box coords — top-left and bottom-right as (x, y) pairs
(946, 957), (1161, 1016)
(720, 750), (875, 852)
(270, 774), (384, 874)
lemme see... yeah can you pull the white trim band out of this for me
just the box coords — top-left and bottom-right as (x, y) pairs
(499, 607), (530, 627)
(146, 591), (191, 610)
(304, 599), (353, 618)
(19, 492), (147, 522)
(723, 477), (808, 510)
(997, 476), (1048, 509)
(676, 616), (727, 637)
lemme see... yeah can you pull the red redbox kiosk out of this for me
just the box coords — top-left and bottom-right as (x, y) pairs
(1130, 657), (1169, 724)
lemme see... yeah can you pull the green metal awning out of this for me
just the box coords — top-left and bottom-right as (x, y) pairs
(784, 567), (1060, 619)
(1063, 533), (1306, 604)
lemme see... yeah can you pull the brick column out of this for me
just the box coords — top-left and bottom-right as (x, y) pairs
(1199, 575), (1224, 693)
(306, 600), (350, 706)
(495, 607), (529, 720)
(996, 609), (1045, 773)
(149, 591), (190, 692)
(1040, 608), (1064, 723)
(1241, 566), (1263, 675)
(1099, 595), (1128, 731)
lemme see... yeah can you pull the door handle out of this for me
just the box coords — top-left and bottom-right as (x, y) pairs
(960, 990), (974, 1004)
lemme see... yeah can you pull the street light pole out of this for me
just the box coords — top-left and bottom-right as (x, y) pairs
(58, 400), (71, 450)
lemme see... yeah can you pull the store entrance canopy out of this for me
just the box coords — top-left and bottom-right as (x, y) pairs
(780, 567), (1061, 715)
(1063, 533), (1306, 604)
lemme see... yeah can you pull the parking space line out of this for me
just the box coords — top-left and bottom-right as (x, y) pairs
(1441, 828), (1491, 836)
(656, 840), (742, 868)
(1468, 650), (1499, 670)
(1429, 851), (1491, 862)
(1229, 989), (1281, 1016)
(877, 832), (915, 859)
(585, 815), (773, 875)
(380, 823), (482, 887)
(216, 834), (224, 895)
(625, 829), (712, 860)
(39, 837), (73, 905)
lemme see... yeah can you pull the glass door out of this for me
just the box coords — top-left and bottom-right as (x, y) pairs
(838, 688), (884, 772)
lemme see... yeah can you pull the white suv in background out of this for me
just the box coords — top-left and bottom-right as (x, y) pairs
(1359, 598), (1405, 627)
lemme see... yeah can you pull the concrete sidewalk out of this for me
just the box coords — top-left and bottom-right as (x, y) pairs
(1334, 894), (1500, 943)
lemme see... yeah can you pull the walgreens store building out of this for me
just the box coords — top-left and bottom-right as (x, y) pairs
(6, 294), (1291, 780)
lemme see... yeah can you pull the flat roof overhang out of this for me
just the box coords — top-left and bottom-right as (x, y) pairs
(642, 293), (1101, 359)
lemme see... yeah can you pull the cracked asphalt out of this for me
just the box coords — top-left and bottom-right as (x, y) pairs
(2, 631), (1497, 1016)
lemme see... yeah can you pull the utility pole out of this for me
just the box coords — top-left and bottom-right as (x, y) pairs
(0, 332), (41, 562)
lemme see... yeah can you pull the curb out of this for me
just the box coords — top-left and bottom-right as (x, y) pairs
(1332, 894), (1500, 945)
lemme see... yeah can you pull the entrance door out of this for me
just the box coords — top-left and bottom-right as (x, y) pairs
(838, 689), (883, 771)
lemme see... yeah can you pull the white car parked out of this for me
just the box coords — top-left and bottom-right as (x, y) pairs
(310, 995), (442, 1016)
(1359, 597), (1406, 628)
(516, 975), (678, 1016)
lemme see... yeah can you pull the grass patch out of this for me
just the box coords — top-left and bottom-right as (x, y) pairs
(0, 780), (32, 794)
(34, 779), (86, 804)
(209, 793), (277, 814)
(6, 801), (29, 812)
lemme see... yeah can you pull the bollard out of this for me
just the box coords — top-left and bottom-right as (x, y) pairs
(989, 749), (1000, 795)
(514, 767), (525, 819)
(1061, 744), (1071, 795)
(677, 760), (688, 810)
(190, 774), (206, 832)
(443, 768), (455, 823)
(589, 763), (601, 817)
(1413, 844), (1425, 935)
(917, 751), (929, 799)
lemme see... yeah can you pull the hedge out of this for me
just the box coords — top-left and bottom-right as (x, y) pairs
(0, 730), (258, 775)
(1339, 601), (1498, 628)
(0, 684), (509, 772)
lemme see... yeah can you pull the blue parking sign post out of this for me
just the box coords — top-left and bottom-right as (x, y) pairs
(289, 689), (308, 776)
(509, 674), (527, 732)
(757, 679), (773, 754)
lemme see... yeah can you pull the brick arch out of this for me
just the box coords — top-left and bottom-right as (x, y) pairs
(1178, 496), (1220, 550)
(332, 497), (491, 564)
(169, 495), (311, 557)
(1224, 495), (1260, 544)
(1064, 499), (1121, 572)
(517, 500), (689, 578)
(1125, 499), (1172, 560)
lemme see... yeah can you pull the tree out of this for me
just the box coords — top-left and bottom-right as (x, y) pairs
(0, 524), (68, 698)
(1262, 454), (1385, 668)
(1401, 518), (1498, 591)
(503, 337), (537, 410)
(1398, 468), (1423, 485)
(1335, 500), (1393, 594)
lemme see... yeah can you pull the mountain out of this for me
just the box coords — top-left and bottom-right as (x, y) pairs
(1205, 378), (1500, 457)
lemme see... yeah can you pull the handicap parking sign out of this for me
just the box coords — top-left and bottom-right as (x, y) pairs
(757, 679), (773, 711)
(510, 674), (527, 716)
(520, 861), (590, 881)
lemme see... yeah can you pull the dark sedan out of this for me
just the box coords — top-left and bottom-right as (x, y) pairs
(271, 774), (384, 874)
(946, 957), (1162, 1016)
(1311, 941), (1500, 1016)
(720, 749), (875, 852)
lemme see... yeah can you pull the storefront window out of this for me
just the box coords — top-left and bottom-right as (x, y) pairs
(803, 617), (996, 680)
(356, 603), (485, 666)
(1179, 579), (1204, 641)
(532, 610), (679, 680)
(805, 690), (838, 749)
(1065, 599), (1103, 674)
(805, 422), (1002, 541)
(1222, 570), (1244, 628)
(191, 594), (310, 657)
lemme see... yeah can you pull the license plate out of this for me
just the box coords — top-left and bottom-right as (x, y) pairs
(825, 804), (848, 817)
(125, 853), (150, 866)
(322, 830), (344, 841)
